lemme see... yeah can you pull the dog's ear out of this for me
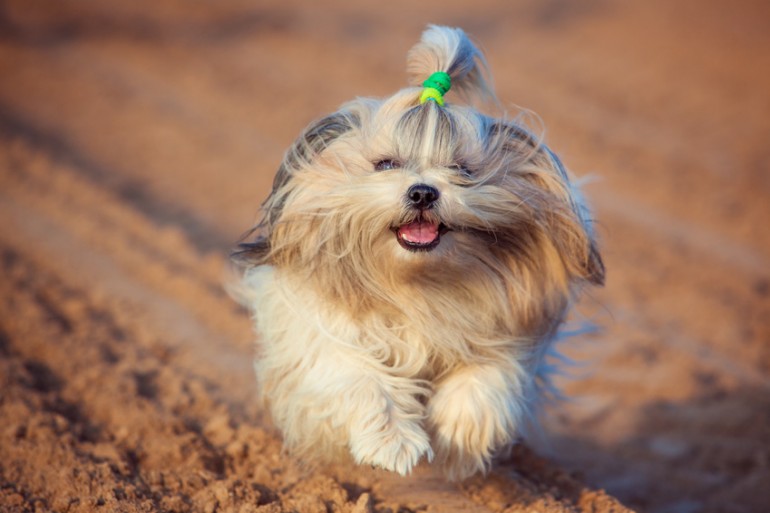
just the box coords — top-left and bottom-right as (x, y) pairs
(231, 112), (358, 267)
(542, 146), (606, 286)
(490, 121), (605, 286)
(585, 240), (605, 286)
(231, 231), (271, 268)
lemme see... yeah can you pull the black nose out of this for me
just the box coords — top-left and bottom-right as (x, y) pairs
(407, 184), (440, 209)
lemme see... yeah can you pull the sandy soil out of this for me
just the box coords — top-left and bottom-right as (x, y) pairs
(1, 1), (768, 512)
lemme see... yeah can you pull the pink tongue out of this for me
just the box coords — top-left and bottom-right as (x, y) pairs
(398, 221), (439, 244)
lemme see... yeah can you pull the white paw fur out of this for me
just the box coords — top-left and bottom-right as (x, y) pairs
(428, 364), (528, 480)
(349, 404), (434, 475)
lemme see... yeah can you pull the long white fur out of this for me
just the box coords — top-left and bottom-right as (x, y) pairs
(234, 25), (604, 480)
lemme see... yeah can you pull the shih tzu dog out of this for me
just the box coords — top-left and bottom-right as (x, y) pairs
(233, 25), (604, 480)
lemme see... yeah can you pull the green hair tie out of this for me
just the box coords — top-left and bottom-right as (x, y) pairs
(419, 71), (451, 106)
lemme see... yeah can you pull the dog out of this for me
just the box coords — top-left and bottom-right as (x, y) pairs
(233, 25), (604, 480)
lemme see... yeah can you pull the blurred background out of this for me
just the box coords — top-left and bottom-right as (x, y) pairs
(1, 1), (768, 512)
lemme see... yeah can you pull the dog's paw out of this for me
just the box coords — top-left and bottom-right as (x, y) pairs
(428, 365), (523, 480)
(350, 420), (433, 476)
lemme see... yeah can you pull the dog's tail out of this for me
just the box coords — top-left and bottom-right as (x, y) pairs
(406, 25), (496, 107)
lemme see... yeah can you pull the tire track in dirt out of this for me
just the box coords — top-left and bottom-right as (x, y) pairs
(0, 239), (350, 512)
(0, 102), (233, 255)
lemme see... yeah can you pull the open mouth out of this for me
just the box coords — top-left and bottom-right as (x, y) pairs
(393, 220), (449, 252)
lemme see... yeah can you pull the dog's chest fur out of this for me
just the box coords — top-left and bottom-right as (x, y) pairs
(248, 264), (530, 383)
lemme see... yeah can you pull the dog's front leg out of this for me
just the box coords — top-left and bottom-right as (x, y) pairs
(427, 362), (529, 480)
(261, 344), (432, 475)
(337, 360), (433, 475)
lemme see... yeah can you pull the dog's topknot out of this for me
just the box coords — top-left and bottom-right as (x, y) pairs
(406, 25), (495, 106)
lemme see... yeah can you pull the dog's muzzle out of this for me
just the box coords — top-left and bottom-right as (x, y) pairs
(393, 184), (448, 252)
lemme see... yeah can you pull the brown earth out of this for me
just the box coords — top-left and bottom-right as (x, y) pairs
(1, 1), (768, 512)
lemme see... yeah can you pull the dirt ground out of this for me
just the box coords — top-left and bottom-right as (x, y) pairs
(1, 1), (769, 512)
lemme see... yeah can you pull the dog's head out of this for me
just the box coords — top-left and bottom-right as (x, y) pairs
(235, 25), (603, 326)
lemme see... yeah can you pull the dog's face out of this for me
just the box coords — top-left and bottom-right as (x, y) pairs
(236, 89), (603, 329)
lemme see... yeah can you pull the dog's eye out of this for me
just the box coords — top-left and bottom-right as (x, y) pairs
(449, 164), (472, 177)
(374, 159), (401, 171)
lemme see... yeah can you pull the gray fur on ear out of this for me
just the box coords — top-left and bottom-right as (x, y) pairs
(486, 120), (605, 288)
(232, 112), (359, 267)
